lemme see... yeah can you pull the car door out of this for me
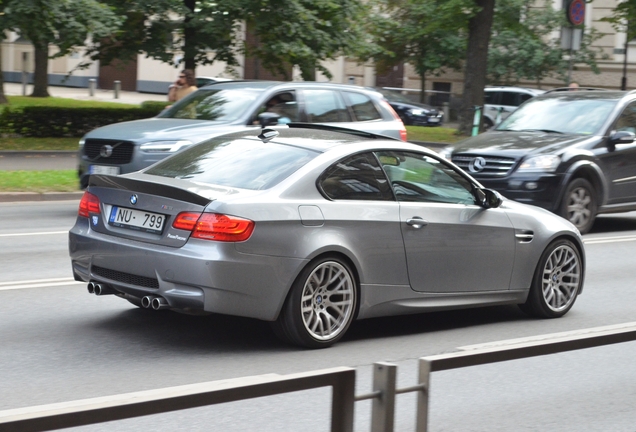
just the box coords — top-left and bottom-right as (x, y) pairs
(376, 150), (515, 293)
(317, 151), (409, 287)
(600, 100), (636, 204)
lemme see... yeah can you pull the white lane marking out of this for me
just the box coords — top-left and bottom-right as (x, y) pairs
(584, 235), (636, 245)
(0, 231), (67, 238)
(0, 278), (84, 291)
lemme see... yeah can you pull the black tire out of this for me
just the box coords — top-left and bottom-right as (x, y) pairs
(271, 256), (358, 349)
(519, 239), (583, 318)
(560, 178), (597, 234)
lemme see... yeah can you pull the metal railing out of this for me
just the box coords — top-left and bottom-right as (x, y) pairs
(1, 322), (636, 432)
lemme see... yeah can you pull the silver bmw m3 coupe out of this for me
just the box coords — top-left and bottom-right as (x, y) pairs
(69, 125), (585, 348)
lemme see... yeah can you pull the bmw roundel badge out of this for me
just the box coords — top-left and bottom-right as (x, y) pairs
(130, 194), (138, 205)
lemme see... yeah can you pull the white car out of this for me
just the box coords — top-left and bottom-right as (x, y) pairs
(483, 86), (545, 129)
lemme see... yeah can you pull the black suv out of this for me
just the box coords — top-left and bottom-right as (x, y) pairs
(440, 89), (636, 233)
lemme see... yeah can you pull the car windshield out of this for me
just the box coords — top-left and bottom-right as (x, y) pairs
(377, 89), (416, 104)
(496, 96), (617, 135)
(158, 88), (263, 122)
(145, 137), (318, 190)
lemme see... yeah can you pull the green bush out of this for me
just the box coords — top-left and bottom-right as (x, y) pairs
(0, 105), (166, 137)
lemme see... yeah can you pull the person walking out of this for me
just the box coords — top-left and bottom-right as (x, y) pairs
(168, 69), (198, 102)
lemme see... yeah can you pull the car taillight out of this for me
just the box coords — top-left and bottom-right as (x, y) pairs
(78, 192), (100, 217)
(172, 212), (254, 242)
(399, 128), (407, 142)
(380, 100), (407, 141)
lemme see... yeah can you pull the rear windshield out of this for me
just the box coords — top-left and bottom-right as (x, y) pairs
(158, 88), (263, 122)
(145, 137), (319, 190)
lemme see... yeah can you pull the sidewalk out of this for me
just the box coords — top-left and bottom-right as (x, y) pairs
(3, 82), (167, 105)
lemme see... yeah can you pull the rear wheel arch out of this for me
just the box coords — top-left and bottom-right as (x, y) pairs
(271, 251), (362, 348)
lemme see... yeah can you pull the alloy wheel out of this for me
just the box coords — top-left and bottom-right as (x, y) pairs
(300, 261), (355, 341)
(541, 245), (581, 312)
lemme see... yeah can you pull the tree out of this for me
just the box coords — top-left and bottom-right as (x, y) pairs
(458, 0), (495, 135)
(365, 0), (473, 103)
(601, 0), (636, 89)
(95, 0), (367, 81)
(3, 0), (121, 97)
(488, 0), (606, 87)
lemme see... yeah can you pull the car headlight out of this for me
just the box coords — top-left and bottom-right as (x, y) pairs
(437, 147), (453, 160)
(140, 140), (193, 153)
(517, 155), (561, 172)
(410, 109), (428, 116)
(79, 138), (85, 148)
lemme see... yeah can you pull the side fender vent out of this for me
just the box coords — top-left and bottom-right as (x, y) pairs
(515, 230), (534, 243)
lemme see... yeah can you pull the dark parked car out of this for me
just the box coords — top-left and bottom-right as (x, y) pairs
(70, 125), (584, 348)
(373, 88), (444, 126)
(77, 81), (406, 188)
(440, 89), (636, 233)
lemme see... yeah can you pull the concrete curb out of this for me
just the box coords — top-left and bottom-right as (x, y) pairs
(0, 191), (83, 203)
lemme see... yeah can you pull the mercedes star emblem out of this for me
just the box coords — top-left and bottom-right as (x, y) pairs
(468, 156), (487, 173)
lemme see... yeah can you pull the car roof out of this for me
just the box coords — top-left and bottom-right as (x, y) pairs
(534, 90), (629, 101)
(196, 124), (404, 153)
(485, 86), (546, 95)
(202, 80), (381, 94)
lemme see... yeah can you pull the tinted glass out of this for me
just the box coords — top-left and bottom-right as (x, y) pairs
(344, 92), (382, 121)
(159, 88), (263, 122)
(319, 152), (393, 201)
(497, 96), (617, 135)
(500, 92), (519, 107)
(145, 137), (318, 190)
(484, 91), (499, 104)
(376, 151), (475, 204)
(615, 101), (636, 134)
(304, 89), (350, 122)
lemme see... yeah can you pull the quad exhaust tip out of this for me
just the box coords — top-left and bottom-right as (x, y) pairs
(141, 295), (170, 310)
(87, 281), (116, 296)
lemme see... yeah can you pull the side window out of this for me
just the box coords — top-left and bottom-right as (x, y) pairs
(519, 93), (533, 104)
(500, 91), (519, 107)
(484, 91), (500, 105)
(343, 92), (382, 121)
(615, 101), (636, 134)
(376, 151), (475, 204)
(303, 89), (351, 123)
(319, 152), (393, 201)
(253, 92), (299, 124)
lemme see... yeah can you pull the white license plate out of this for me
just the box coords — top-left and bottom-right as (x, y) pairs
(108, 206), (166, 234)
(428, 118), (440, 123)
(90, 165), (120, 175)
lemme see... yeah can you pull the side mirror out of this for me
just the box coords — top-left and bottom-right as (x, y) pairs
(258, 112), (281, 127)
(608, 130), (635, 151)
(475, 187), (503, 209)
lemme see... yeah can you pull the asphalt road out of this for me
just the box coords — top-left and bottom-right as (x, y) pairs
(2, 201), (636, 431)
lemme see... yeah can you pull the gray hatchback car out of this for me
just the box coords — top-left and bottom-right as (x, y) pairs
(77, 81), (406, 188)
(69, 125), (585, 348)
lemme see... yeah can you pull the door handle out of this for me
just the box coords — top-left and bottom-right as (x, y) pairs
(406, 218), (428, 228)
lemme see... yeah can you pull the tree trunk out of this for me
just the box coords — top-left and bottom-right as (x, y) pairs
(458, 0), (495, 135)
(419, 72), (426, 104)
(0, 43), (8, 104)
(31, 44), (50, 98)
(183, 0), (196, 72)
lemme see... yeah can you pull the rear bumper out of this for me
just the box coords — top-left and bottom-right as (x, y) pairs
(69, 219), (307, 321)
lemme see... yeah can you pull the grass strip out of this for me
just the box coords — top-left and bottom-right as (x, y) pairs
(405, 125), (465, 143)
(0, 170), (79, 192)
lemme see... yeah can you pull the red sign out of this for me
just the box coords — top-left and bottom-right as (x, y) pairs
(567, 0), (586, 26)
